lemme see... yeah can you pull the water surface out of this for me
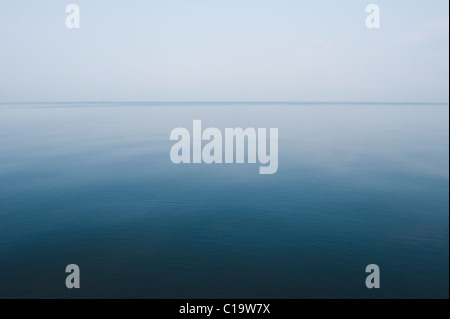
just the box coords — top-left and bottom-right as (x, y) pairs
(0, 102), (448, 298)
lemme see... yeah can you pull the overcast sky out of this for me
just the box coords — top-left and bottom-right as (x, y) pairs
(0, 0), (448, 102)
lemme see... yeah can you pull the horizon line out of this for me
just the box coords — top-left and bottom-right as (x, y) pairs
(0, 101), (449, 105)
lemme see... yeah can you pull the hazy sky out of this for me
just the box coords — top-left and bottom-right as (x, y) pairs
(0, 0), (448, 102)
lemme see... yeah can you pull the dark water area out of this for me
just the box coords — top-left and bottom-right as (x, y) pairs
(0, 102), (448, 298)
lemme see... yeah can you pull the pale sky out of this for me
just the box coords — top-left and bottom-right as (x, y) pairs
(0, 0), (448, 102)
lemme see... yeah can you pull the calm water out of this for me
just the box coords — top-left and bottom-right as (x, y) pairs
(0, 102), (448, 298)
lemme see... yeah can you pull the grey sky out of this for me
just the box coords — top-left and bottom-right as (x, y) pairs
(0, 0), (448, 102)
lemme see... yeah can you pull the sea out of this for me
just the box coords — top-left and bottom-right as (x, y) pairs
(0, 102), (448, 298)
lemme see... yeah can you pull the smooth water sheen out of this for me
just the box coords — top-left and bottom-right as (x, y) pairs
(0, 102), (448, 298)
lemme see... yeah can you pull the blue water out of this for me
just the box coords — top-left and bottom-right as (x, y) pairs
(0, 102), (448, 298)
